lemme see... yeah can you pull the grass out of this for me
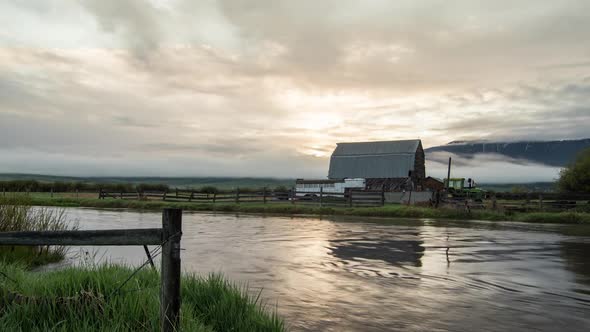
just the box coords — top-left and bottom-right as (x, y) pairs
(0, 262), (284, 331)
(4, 194), (590, 224)
(0, 198), (76, 266)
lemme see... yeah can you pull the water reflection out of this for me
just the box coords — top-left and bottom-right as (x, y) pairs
(561, 240), (590, 288)
(328, 231), (424, 267)
(48, 208), (590, 331)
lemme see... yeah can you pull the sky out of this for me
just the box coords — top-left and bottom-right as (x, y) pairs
(0, 0), (589, 181)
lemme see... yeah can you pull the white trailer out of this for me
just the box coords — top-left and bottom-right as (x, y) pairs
(295, 178), (366, 196)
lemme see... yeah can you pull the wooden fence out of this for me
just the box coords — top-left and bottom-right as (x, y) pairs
(99, 188), (386, 207)
(0, 208), (183, 332)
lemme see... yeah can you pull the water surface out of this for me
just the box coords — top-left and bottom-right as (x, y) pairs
(57, 208), (590, 331)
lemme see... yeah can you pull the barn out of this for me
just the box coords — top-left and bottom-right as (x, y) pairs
(328, 139), (426, 191)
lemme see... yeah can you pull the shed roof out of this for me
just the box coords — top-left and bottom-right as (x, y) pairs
(328, 139), (422, 179)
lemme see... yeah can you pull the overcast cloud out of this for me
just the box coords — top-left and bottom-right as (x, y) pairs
(0, 0), (589, 179)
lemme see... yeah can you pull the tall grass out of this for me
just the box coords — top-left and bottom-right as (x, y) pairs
(0, 196), (77, 266)
(0, 262), (285, 331)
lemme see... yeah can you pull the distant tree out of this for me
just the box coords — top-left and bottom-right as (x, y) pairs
(511, 186), (528, 194)
(558, 148), (590, 193)
(274, 185), (289, 193)
(200, 186), (219, 194)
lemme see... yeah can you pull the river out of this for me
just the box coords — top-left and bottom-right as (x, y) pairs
(48, 208), (590, 331)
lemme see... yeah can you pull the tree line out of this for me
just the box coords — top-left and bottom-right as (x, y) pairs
(0, 180), (169, 193)
(0, 180), (291, 194)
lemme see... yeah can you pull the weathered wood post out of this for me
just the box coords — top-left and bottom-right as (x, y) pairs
(235, 187), (240, 204)
(189, 191), (194, 202)
(319, 186), (323, 207)
(263, 187), (267, 204)
(492, 194), (497, 210)
(120, 190), (123, 199)
(50, 187), (54, 198)
(381, 186), (386, 206)
(213, 193), (217, 204)
(161, 208), (182, 332)
(539, 194), (543, 211)
(163, 191), (167, 201)
(348, 190), (352, 207)
(291, 187), (295, 205)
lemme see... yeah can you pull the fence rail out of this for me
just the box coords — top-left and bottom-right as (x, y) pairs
(98, 188), (386, 207)
(0, 208), (183, 332)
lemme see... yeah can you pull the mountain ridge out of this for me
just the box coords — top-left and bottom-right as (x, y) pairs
(425, 138), (590, 167)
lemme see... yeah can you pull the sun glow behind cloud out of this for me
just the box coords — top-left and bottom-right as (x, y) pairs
(0, 0), (589, 178)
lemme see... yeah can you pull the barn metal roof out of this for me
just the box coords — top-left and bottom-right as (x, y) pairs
(331, 139), (421, 156)
(328, 139), (421, 179)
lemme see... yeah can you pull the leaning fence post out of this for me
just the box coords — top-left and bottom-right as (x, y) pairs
(161, 208), (182, 332)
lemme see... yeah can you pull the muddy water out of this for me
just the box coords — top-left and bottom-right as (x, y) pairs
(55, 208), (590, 331)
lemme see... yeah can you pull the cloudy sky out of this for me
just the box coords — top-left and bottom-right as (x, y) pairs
(1, 0), (589, 180)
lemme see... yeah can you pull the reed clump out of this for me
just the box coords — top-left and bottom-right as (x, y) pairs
(0, 196), (77, 266)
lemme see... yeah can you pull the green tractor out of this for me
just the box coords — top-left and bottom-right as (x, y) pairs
(444, 178), (486, 201)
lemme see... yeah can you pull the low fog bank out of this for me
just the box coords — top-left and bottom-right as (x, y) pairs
(426, 152), (561, 183)
(0, 149), (564, 183)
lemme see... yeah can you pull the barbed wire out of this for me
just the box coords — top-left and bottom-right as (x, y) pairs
(109, 231), (181, 298)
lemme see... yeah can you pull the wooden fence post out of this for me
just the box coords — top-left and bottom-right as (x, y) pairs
(50, 187), (54, 198)
(235, 187), (240, 204)
(381, 187), (385, 206)
(291, 188), (295, 205)
(319, 186), (323, 207)
(161, 208), (182, 332)
(76, 189), (79, 199)
(189, 191), (194, 202)
(263, 187), (267, 204)
(213, 193), (216, 204)
(163, 191), (167, 201)
(120, 191), (123, 199)
(348, 191), (352, 208)
(492, 195), (497, 210)
(539, 194), (543, 211)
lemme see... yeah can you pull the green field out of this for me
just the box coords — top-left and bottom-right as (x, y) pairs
(5, 194), (589, 225)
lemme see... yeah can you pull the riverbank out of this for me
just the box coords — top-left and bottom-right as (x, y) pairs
(5, 196), (590, 224)
(0, 262), (283, 331)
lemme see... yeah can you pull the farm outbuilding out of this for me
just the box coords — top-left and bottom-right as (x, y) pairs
(328, 139), (426, 191)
